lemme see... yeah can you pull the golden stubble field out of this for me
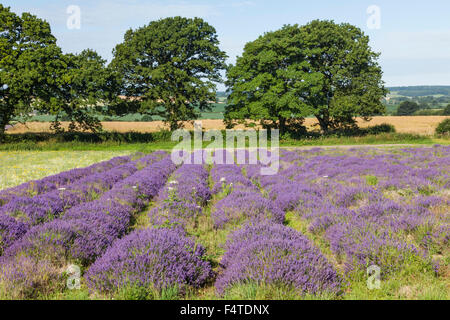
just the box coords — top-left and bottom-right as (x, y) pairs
(6, 116), (449, 135)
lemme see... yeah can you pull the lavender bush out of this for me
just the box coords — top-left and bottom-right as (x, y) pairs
(0, 155), (131, 206)
(86, 228), (212, 298)
(216, 223), (342, 296)
(148, 163), (211, 230)
(0, 155), (176, 298)
(209, 161), (284, 229)
(0, 153), (160, 254)
(265, 145), (450, 278)
(212, 189), (285, 229)
(0, 146), (448, 300)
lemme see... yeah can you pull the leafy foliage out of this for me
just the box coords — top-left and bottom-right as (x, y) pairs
(225, 25), (318, 134)
(299, 20), (387, 132)
(435, 118), (450, 135)
(0, 5), (111, 134)
(443, 104), (450, 116)
(110, 16), (227, 130)
(0, 5), (58, 134)
(396, 101), (420, 116)
(226, 21), (387, 133)
(44, 50), (116, 133)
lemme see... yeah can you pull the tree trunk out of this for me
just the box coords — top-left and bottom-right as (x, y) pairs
(279, 117), (287, 136)
(0, 113), (9, 138)
(317, 115), (330, 134)
(170, 120), (180, 132)
(0, 125), (6, 143)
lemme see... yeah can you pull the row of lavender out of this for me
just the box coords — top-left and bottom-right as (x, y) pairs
(255, 146), (449, 277)
(1, 146), (447, 298)
(210, 153), (341, 296)
(0, 155), (132, 206)
(0, 153), (158, 254)
(0, 152), (175, 298)
(86, 150), (343, 297)
(86, 153), (213, 296)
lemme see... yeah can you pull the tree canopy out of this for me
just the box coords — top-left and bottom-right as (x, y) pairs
(225, 20), (387, 134)
(0, 4), (59, 134)
(443, 104), (450, 116)
(300, 20), (387, 132)
(1, 8), (391, 136)
(45, 49), (117, 132)
(396, 101), (420, 116)
(110, 16), (227, 130)
(0, 5), (110, 134)
(225, 25), (320, 135)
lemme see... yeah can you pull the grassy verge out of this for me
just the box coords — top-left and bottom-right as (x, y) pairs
(280, 133), (440, 147)
(0, 150), (130, 190)
(0, 133), (447, 152)
(284, 211), (449, 300)
(0, 141), (176, 152)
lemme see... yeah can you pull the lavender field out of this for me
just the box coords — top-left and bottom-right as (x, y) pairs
(0, 146), (448, 300)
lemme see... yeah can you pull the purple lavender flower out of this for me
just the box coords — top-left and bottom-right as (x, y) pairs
(212, 189), (285, 229)
(148, 164), (210, 230)
(0, 155), (131, 205)
(0, 153), (164, 253)
(216, 223), (341, 296)
(0, 213), (28, 255)
(0, 154), (176, 301)
(86, 228), (213, 296)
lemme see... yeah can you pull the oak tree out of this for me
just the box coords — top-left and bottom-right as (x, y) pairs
(110, 16), (227, 131)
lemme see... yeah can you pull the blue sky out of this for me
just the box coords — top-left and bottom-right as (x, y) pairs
(3, 0), (450, 87)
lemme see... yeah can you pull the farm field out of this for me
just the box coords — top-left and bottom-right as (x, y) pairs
(6, 116), (450, 135)
(0, 146), (448, 300)
(0, 151), (130, 190)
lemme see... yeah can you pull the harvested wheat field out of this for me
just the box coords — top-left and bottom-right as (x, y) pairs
(6, 116), (449, 135)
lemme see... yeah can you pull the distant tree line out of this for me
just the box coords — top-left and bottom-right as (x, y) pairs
(388, 86), (450, 97)
(1, 5), (388, 136)
(384, 94), (450, 115)
(396, 101), (450, 116)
